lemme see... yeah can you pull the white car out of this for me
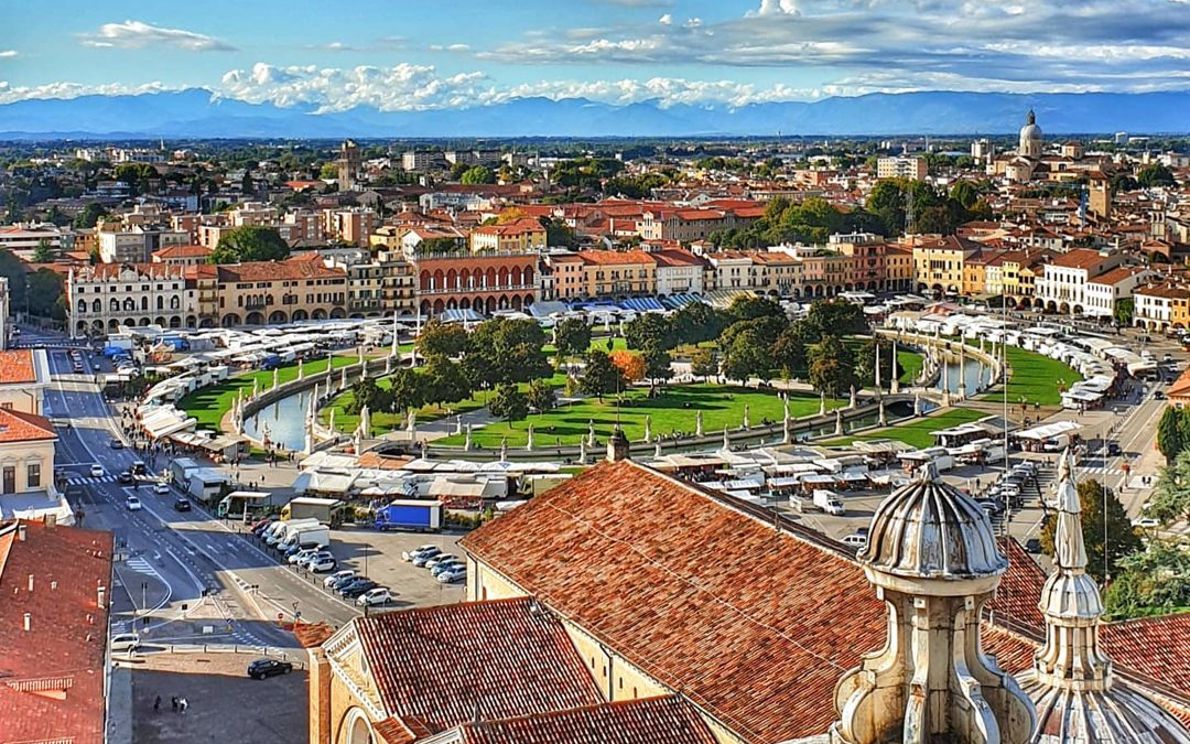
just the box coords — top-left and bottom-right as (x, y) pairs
(309, 556), (338, 573)
(1132, 517), (1160, 529)
(110, 633), (140, 652)
(401, 544), (438, 562)
(324, 569), (355, 588)
(153, 482), (170, 495)
(840, 534), (867, 548)
(298, 550), (333, 569)
(356, 587), (393, 607)
(125, 496), (143, 512)
(90, 464), (105, 478)
(423, 553), (459, 571)
(436, 566), (467, 584)
(289, 547), (322, 565)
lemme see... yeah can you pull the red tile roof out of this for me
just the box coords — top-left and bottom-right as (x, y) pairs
(0, 349), (37, 385)
(355, 597), (603, 735)
(1050, 248), (1107, 270)
(0, 520), (113, 744)
(1101, 613), (1190, 700)
(456, 696), (717, 744)
(0, 408), (56, 443)
(152, 243), (212, 259)
(216, 258), (346, 282)
(460, 461), (1164, 743)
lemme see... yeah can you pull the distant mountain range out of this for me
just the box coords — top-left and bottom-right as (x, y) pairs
(2, 89), (1189, 139)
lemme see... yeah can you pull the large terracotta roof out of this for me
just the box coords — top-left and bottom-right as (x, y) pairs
(0, 408), (56, 443)
(355, 597), (603, 736)
(0, 349), (37, 385)
(1049, 248), (1107, 270)
(455, 696), (717, 744)
(216, 258), (346, 282)
(0, 520), (113, 744)
(460, 460), (1176, 743)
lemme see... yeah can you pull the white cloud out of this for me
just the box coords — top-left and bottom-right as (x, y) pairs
(0, 50), (18, 59)
(79, 20), (236, 52)
(658, 13), (673, 25)
(0, 79), (174, 105)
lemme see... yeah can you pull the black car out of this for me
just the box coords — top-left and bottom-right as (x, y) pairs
(247, 658), (293, 680)
(1106, 442), (1121, 456)
(1025, 538), (1042, 554)
(109, 439), (124, 449)
(117, 471), (134, 484)
(173, 497), (192, 512)
(340, 579), (378, 598)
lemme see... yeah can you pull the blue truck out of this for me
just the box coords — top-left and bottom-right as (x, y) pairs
(374, 499), (443, 532)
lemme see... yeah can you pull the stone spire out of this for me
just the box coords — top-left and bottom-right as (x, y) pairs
(1018, 448), (1190, 743)
(607, 425), (630, 462)
(831, 464), (1035, 744)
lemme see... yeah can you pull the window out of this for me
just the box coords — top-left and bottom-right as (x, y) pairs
(26, 463), (40, 489)
(2, 467), (13, 494)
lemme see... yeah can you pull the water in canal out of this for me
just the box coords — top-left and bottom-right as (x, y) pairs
(243, 389), (312, 452)
(934, 358), (991, 398)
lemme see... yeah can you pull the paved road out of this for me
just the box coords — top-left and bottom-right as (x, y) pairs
(46, 349), (362, 647)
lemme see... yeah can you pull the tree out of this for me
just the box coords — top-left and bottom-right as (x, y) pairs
(690, 347), (718, 381)
(624, 314), (675, 353)
(416, 320), (469, 360)
(1157, 407), (1186, 462)
(319, 163), (339, 180)
(460, 166), (496, 185)
(31, 238), (55, 264)
(804, 300), (868, 340)
(26, 269), (64, 319)
(671, 302), (726, 345)
(210, 226), (289, 264)
(721, 329), (773, 383)
(808, 334), (855, 398)
(1137, 163), (1177, 189)
(386, 367), (424, 414)
(728, 295), (785, 323)
(423, 357), (469, 410)
(468, 317), (551, 385)
(72, 203), (109, 229)
(642, 345), (673, 389)
(1149, 449), (1190, 525)
(1113, 298), (1134, 327)
(772, 323), (808, 378)
(610, 350), (646, 383)
(527, 379), (556, 412)
(0, 249), (28, 312)
(553, 317), (591, 362)
(541, 217), (577, 248)
(488, 383), (528, 422)
(1040, 479), (1142, 584)
(579, 350), (624, 401)
(346, 378), (387, 415)
(1103, 539), (1190, 619)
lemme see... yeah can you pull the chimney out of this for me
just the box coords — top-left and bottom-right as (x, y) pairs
(17, 523), (25, 541)
(606, 426), (630, 463)
(51, 580), (58, 591)
(97, 585), (106, 609)
(23, 613), (30, 632)
(27, 574), (33, 592)
(44, 514), (56, 528)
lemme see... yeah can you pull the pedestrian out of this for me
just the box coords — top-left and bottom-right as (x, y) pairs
(154, 695), (161, 712)
(171, 696), (178, 712)
(179, 697), (189, 715)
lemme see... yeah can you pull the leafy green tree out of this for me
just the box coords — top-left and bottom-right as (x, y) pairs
(1149, 449), (1190, 525)
(346, 378), (387, 415)
(541, 217), (577, 248)
(1137, 163), (1177, 188)
(1157, 407), (1186, 461)
(721, 329), (773, 383)
(720, 315), (786, 350)
(1113, 298), (1134, 327)
(808, 334), (855, 398)
(803, 300), (868, 340)
(386, 367), (424, 413)
(416, 320), (469, 360)
(689, 347), (718, 381)
(489, 383), (528, 422)
(527, 379), (556, 412)
(0, 249), (28, 312)
(31, 239), (55, 263)
(641, 345), (673, 390)
(1040, 478), (1142, 584)
(1103, 539), (1190, 619)
(422, 357), (469, 410)
(319, 163), (339, 180)
(72, 203), (109, 229)
(579, 350), (624, 401)
(671, 302), (726, 345)
(468, 318), (551, 385)
(26, 269), (64, 319)
(460, 166), (496, 185)
(625, 314), (675, 353)
(210, 226), (289, 264)
(771, 323), (808, 378)
(553, 317), (591, 362)
(728, 295), (784, 323)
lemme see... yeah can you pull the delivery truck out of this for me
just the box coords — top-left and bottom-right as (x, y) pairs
(276, 524), (330, 554)
(374, 499), (443, 532)
(265, 518), (320, 547)
(280, 497), (347, 527)
(812, 489), (846, 516)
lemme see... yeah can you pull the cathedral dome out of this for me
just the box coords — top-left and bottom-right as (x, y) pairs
(860, 463), (1006, 580)
(1019, 109), (1044, 159)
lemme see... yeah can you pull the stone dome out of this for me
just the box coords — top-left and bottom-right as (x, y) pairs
(860, 463), (1007, 580)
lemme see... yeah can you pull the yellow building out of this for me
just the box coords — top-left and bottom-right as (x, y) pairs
(911, 235), (981, 295)
(469, 218), (546, 253)
(215, 256), (348, 326)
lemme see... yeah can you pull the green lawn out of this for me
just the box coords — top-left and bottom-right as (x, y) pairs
(823, 407), (987, 449)
(323, 371), (571, 435)
(178, 354), (373, 429)
(981, 345), (1082, 407)
(434, 383), (844, 448)
(897, 350), (923, 384)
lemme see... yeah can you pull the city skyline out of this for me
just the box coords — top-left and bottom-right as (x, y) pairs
(2, 0), (1190, 112)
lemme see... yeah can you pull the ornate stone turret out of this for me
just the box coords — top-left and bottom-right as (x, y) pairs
(1017, 449), (1190, 743)
(607, 425), (630, 462)
(831, 463), (1036, 744)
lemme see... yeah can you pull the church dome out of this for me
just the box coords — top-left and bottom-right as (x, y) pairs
(860, 463), (1006, 580)
(1020, 109), (1043, 141)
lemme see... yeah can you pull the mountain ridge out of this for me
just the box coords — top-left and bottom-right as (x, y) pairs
(2, 89), (1189, 139)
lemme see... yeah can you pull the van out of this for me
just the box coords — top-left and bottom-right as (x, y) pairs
(111, 633), (140, 653)
(812, 489), (846, 516)
(131, 461), (147, 476)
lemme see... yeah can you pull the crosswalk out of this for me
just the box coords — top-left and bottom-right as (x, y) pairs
(62, 473), (124, 487)
(124, 556), (159, 576)
(1077, 466), (1128, 478)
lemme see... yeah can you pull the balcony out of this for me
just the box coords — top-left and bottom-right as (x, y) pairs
(418, 283), (535, 296)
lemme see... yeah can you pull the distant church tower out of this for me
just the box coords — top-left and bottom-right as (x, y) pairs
(1018, 110), (1043, 159)
(337, 139), (361, 191)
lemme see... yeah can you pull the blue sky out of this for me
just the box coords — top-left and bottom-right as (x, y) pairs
(2, 0), (1189, 109)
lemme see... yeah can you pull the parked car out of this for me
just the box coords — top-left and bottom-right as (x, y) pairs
(297, 550), (333, 569)
(1106, 442), (1121, 456)
(341, 579), (378, 598)
(436, 566), (467, 584)
(1132, 517), (1160, 529)
(424, 553), (460, 571)
(247, 658), (293, 680)
(90, 464), (105, 478)
(840, 534), (867, 548)
(309, 556), (338, 573)
(173, 496), (192, 512)
(357, 587), (393, 606)
(401, 544), (439, 562)
(324, 569), (355, 588)
(430, 560), (467, 579)
(288, 547), (321, 565)
(154, 481), (170, 495)
(110, 632), (140, 652)
(125, 495), (142, 512)
(109, 438), (124, 450)
(412, 548), (444, 567)
(329, 573), (363, 592)
(251, 518), (276, 535)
